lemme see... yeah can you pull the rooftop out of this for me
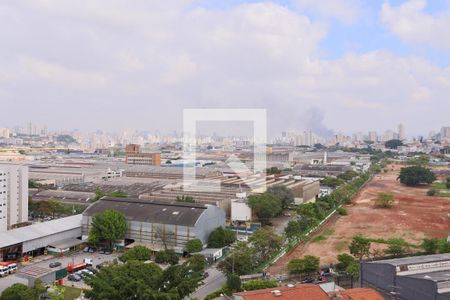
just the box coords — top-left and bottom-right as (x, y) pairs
(83, 197), (210, 226)
(234, 284), (330, 300)
(0, 215), (82, 249)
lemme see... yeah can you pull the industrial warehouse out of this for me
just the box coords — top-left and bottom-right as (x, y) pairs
(0, 215), (83, 261)
(81, 197), (226, 253)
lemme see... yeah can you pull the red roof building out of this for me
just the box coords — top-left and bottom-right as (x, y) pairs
(233, 284), (330, 300)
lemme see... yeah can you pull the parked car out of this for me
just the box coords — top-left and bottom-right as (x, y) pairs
(96, 262), (107, 269)
(68, 273), (82, 282)
(49, 262), (62, 268)
(83, 247), (90, 253)
(77, 269), (94, 278)
(203, 272), (209, 279)
(86, 266), (97, 274)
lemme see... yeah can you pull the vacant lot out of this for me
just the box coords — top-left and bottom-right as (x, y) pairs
(269, 164), (450, 275)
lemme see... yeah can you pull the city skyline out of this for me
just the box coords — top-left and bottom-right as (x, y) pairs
(1, 1), (449, 135)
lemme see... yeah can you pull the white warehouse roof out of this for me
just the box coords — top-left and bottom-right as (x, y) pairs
(0, 215), (82, 249)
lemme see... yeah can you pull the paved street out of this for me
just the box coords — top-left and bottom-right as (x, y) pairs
(191, 267), (226, 299)
(0, 251), (120, 293)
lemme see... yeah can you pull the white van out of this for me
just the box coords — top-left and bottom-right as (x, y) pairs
(0, 266), (9, 277)
(8, 263), (17, 274)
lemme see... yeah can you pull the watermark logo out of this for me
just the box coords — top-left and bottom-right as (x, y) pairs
(183, 108), (267, 192)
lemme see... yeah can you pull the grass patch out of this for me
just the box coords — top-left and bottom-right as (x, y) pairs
(311, 229), (335, 243)
(439, 192), (450, 198)
(335, 241), (348, 252)
(64, 286), (82, 300)
(433, 182), (447, 189)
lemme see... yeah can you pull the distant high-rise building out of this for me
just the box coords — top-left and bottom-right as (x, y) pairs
(0, 164), (28, 231)
(0, 128), (10, 139)
(368, 131), (377, 142)
(398, 124), (406, 141)
(440, 127), (450, 141)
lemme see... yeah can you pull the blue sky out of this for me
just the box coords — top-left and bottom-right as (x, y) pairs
(195, 0), (450, 66)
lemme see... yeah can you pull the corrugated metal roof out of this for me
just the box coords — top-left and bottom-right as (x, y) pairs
(83, 197), (207, 226)
(0, 215), (82, 249)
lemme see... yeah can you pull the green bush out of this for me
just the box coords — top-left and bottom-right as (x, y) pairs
(242, 280), (278, 291)
(185, 239), (203, 253)
(427, 188), (437, 196)
(337, 207), (348, 216)
(226, 274), (241, 292)
(120, 245), (151, 262)
(155, 249), (179, 265)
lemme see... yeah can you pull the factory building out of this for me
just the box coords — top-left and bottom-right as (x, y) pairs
(82, 197), (226, 253)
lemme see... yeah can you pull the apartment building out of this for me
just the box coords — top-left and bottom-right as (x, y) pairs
(0, 164), (29, 231)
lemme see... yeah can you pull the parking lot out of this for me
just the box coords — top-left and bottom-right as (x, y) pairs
(0, 250), (121, 292)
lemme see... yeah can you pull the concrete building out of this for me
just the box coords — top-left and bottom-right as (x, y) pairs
(0, 164), (28, 231)
(398, 123), (406, 141)
(361, 253), (450, 300)
(125, 143), (161, 166)
(0, 128), (10, 139)
(368, 131), (377, 143)
(441, 127), (450, 142)
(82, 197), (226, 253)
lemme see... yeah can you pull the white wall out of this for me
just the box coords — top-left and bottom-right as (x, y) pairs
(0, 164), (28, 231)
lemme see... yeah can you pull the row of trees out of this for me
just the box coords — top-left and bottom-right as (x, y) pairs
(285, 170), (373, 240)
(217, 228), (283, 275)
(29, 198), (85, 219)
(85, 260), (204, 299)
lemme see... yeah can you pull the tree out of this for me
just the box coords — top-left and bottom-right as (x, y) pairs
(48, 198), (63, 218)
(375, 192), (395, 208)
(89, 209), (127, 249)
(266, 167), (281, 175)
(155, 249), (179, 265)
(349, 234), (371, 260)
(120, 245), (151, 262)
(85, 260), (202, 300)
(247, 193), (282, 225)
(185, 254), (206, 272)
(185, 239), (203, 253)
(207, 227), (236, 248)
(155, 226), (176, 249)
(287, 255), (319, 275)
(227, 273), (242, 292)
(285, 221), (302, 240)
(398, 166), (436, 186)
(176, 195), (194, 203)
(421, 238), (439, 254)
(438, 239), (450, 253)
(337, 170), (359, 181)
(384, 239), (409, 256)
(336, 253), (355, 271)
(385, 139), (403, 149)
(447, 177), (450, 189)
(322, 176), (343, 188)
(249, 228), (283, 261)
(218, 243), (256, 275)
(267, 185), (294, 209)
(0, 283), (34, 300)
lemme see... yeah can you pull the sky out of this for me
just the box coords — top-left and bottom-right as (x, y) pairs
(0, 0), (449, 137)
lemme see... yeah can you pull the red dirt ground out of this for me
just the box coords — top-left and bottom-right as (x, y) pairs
(268, 164), (450, 275)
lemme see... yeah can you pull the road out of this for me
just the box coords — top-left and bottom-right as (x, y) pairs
(190, 267), (226, 299)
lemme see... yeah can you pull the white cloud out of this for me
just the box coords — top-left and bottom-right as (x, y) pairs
(292, 0), (363, 24)
(0, 1), (448, 134)
(20, 56), (107, 88)
(381, 0), (450, 51)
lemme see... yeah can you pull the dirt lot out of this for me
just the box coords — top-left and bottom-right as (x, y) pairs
(268, 164), (450, 275)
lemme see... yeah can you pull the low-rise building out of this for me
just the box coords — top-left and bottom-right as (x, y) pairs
(82, 197), (226, 253)
(361, 253), (450, 300)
